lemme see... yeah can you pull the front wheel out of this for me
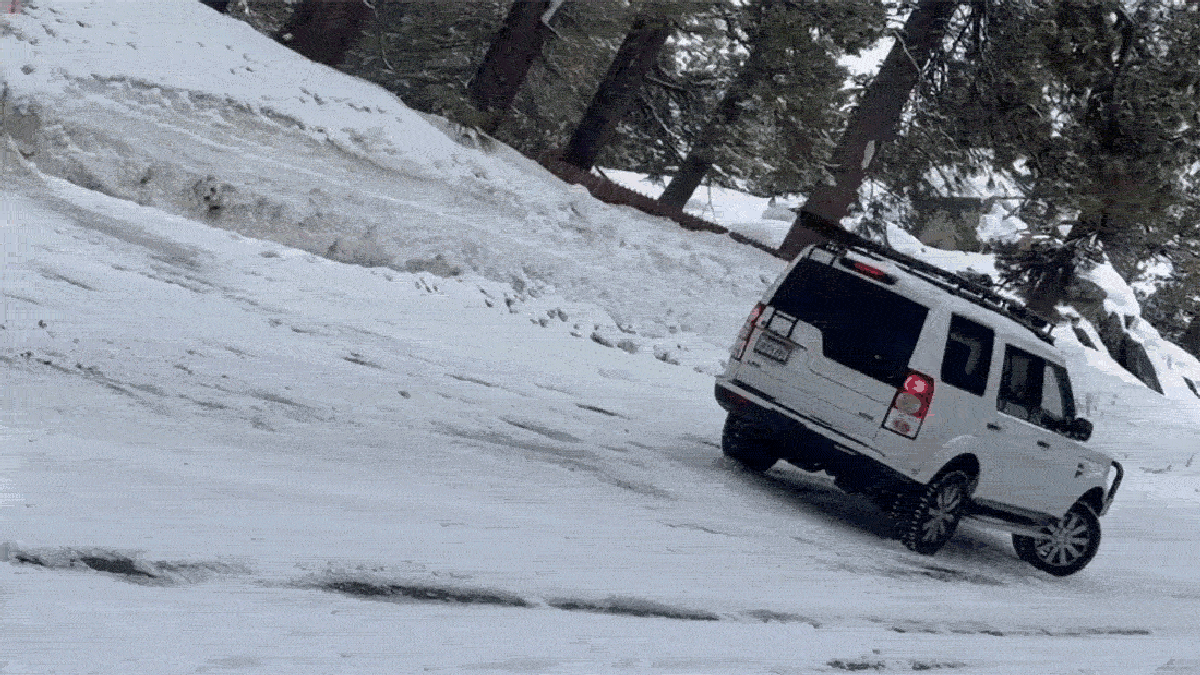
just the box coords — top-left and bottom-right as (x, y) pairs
(721, 414), (779, 472)
(899, 470), (971, 555)
(1013, 503), (1101, 577)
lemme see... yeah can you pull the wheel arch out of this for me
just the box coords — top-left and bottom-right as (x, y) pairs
(911, 451), (980, 490)
(936, 453), (980, 487)
(1078, 487), (1105, 517)
(912, 436), (983, 486)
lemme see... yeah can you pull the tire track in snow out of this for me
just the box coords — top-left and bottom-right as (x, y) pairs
(7, 546), (248, 584)
(4, 546), (1154, 639)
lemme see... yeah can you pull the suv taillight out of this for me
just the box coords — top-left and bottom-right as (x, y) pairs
(731, 303), (765, 360)
(884, 370), (935, 439)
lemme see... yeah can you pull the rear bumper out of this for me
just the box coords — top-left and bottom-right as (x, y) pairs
(714, 379), (835, 442)
(715, 379), (879, 455)
(714, 380), (788, 426)
(715, 379), (874, 452)
(715, 379), (911, 489)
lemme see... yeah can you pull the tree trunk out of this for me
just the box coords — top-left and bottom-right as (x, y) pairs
(1182, 317), (1200, 359)
(657, 41), (767, 211)
(777, 0), (958, 259)
(278, 0), (372, 68)
(468, 0), (555, 132)
(561, 11), (672, 172)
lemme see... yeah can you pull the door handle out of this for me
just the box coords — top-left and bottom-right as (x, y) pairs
(987, 423), (1002, 431)
(1037, 440), (1051, 449)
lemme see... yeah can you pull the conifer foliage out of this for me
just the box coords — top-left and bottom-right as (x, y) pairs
(657, 0), (886, 211)
(875, 2), (1200, 304)
(777, 0), (959, 258)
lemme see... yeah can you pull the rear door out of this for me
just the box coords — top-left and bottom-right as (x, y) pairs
(923, 313), (997, 444)
(736, 252), (929, 447)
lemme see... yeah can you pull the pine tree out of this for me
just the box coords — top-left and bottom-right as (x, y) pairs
(561, 3), (674, 171)
(344, 0), (630, 156)
(467, 0), (559, 132)
(873, 1), (1200, 323)
(777, 0), (960, 259)
(657, 0), (883, 211)
(597, 0), (883, 203)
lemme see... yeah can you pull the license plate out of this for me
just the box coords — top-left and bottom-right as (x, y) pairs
(753, 334), (792, 363)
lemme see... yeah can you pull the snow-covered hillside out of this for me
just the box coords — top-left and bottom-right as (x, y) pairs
(4, 3), (1200, 674)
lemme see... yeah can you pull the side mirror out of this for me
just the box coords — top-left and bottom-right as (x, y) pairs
(1069, 417), (1093, 442)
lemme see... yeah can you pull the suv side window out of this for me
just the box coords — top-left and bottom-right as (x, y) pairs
(998, 346), (1044, 423)
(1041, 364), (1066, 419)
(1040, 363), (1078, 435)
(941, 314), (994, 396)
(998, 347), (1079, 435)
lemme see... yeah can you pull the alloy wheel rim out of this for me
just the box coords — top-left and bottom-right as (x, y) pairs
(1034, 512), (1091, 566)
(922, 483), (964, 541)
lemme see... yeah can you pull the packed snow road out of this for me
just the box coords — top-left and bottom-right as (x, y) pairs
(3, 177), (1200, 674)
(4, 2), (1200, 670)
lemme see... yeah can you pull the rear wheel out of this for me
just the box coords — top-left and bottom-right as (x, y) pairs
(1013, 503), (1101, 577)
(721, 414), (779, 472)
(900, 470), (971, 555)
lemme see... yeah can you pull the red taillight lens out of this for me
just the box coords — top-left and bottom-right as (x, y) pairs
(901, 371), (935, 418)
(747, 303), (764, 324)
(884, 370), (935, 439)
(731, 303), (765, 360)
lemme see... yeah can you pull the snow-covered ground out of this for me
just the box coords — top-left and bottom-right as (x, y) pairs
(3, 3), (1200, 673)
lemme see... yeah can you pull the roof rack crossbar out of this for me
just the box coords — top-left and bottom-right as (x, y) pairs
(813, 230), (1055, 345)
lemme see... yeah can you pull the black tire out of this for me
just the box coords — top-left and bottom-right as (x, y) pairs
(721, 414), (779, 472)
(1013, 503), (1101, 577)
(900, 470), (971, 555)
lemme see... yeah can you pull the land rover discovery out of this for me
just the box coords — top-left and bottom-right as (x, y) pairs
(714, 236), (1123, 576)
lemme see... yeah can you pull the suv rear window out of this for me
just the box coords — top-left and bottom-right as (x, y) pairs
(770, 259), (929, 387)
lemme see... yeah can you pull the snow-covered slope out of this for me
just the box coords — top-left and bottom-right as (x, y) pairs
(1, 0), (780, 364)
(4, 3), (1200, 674)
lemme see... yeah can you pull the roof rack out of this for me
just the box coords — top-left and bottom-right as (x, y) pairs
(815, 229), (1055, 345)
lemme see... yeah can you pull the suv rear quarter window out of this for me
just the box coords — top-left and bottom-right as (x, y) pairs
(941, 314), (994, 396)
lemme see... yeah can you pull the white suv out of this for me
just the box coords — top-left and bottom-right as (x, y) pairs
(715, 236), (1123, 576)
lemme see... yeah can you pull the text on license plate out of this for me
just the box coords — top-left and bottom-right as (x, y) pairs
(753, 334), (792, 363)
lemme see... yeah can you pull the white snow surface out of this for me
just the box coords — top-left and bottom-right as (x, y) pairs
(3, 3), (1200, 674)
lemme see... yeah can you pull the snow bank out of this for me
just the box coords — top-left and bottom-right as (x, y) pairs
(1, 0), (784, 366)
(1, 0), (471, 180)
